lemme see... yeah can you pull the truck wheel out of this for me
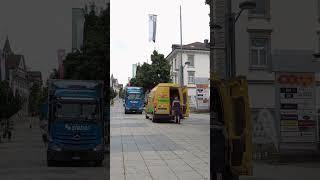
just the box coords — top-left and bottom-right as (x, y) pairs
(223, 169), (239, 180)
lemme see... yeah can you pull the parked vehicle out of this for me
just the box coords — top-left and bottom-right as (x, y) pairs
(124, 86), (144, 114)
(145, 83), (189, 122)
(47, 80), (106, 166)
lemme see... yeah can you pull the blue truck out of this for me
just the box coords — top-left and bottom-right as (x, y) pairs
(47, 80), (107, 166)
(124, 86), (144, 114)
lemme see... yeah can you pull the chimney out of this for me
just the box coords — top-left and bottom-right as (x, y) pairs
(172, 44), (179, 51)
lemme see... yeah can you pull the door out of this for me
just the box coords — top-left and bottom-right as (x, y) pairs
(156, 87), (170, 115)
(182, 87), (189, 117)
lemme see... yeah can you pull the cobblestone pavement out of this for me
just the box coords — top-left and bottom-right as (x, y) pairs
(110, 99), (210, 180)
(0, 115), (108, 180)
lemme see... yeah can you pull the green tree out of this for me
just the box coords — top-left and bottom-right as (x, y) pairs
(118, 88), (124, 99)
(63, 2), (110, 102)
(130, 51), (171, 92)
(0, 81), (22, 119)
(49, 68), (59, 79)
(64, 3), (109, 81)
(28, 83), (42, 115)
(150, 50), (171, 84)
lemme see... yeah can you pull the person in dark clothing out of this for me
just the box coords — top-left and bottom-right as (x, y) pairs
(171, 96), (181, 124)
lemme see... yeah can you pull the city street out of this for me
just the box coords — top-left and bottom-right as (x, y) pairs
(110, 99), (210, 180)
(0, 116), (108, 180)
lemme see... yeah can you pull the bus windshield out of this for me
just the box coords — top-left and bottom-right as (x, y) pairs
(55, 102), (99, 120)
(127, 93), (142, 100)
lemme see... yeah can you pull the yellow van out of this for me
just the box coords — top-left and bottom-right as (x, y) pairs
(145, 83), (189, 122)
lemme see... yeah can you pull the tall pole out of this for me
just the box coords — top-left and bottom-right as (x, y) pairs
(230, 14), (236, 78)
(180, 5), (184, 87)
(225, 0), (232, 80)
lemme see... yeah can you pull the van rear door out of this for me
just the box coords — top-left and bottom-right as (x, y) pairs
(182, 87), (189, 117)
(156, 87), (170, 115)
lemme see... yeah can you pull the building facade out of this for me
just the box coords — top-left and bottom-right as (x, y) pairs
(57, 49), (66, 79)
(166, 40), (210, 110)
(209, 0), (320, 151)
(27, 71), (42, 87)
(1, 37), (30, 113)
(72, 8), (85, 52)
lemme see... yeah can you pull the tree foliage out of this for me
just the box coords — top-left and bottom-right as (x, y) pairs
(63, 2), (110, 101)
(0, 81), (22, 119)
(110, 88), (117, 100)
(28, 82), (42, 115)
(130, 51), (171, 91)
(118, 88), (124, 99)
(64, 3), (109, 81)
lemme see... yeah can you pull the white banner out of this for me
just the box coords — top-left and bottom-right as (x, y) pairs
(148, 14), (157, 42)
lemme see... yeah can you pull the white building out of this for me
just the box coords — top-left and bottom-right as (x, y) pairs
(210, 0), (320, 150)
(166, 40), (210, 110)
(211, 0), (320, 111)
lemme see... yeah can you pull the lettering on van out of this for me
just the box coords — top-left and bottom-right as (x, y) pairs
(65, 124), (90, 131)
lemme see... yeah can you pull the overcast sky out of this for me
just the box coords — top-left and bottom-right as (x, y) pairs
(111, 0), (209, 85)
(0, 0), (107, 81)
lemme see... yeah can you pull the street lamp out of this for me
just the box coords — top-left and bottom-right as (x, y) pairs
(227, 0), (256, 79)
(184, 61), (190, 67)
(180, 61), (190, 87)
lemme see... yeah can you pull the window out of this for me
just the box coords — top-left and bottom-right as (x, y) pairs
(174, 58), (177, 69)
(188, 71), (195, 84)
(127, 93), (142, 100)
(249, 31), (271, 70)
(187, 54), (194, 67)
(250, 38), (268, 68)
(248, 0), (270, 18)
(56, 103), (98, 120)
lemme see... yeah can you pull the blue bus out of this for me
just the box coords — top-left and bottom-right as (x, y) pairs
(47, 80), (106, 166)
(124, 86), (144, 114)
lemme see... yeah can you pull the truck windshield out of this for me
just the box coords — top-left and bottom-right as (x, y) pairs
(56, 102), (99, 120)
(127, 93), (141, 100)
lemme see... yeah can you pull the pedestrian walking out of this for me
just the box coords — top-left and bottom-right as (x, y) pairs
(171, 96), (181, 124)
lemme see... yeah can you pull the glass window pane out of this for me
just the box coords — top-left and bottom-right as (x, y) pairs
(250, 0), (266, 15)
(251, 49), (258, 65)
(188, 55), (194, 66)
(260, 49), (267, 65)
(188, 71), (195, 84)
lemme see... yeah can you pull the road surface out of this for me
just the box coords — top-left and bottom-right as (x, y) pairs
(0, 116), (108, 180)
(110, 99), (210, 180)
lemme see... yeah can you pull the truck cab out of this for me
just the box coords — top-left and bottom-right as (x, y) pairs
(47, 80), (106, 166)
(124, 87), (144, 114)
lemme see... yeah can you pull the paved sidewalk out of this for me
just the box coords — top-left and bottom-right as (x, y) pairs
(110, 100), (209, 180)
